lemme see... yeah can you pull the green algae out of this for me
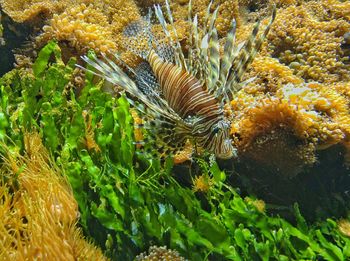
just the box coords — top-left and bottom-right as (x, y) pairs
(0, 41), (350, 260)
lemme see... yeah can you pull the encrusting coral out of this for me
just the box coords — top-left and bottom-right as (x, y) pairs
(263, 1), (350, 83)
(0, 132), (108, 260)
(1, 0), (141, 56)
(242, 56), (304, 94)
(0, 0), (63, 23)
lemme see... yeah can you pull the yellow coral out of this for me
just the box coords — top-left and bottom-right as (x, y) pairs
(0, 0), (62, 23)
(38, 4), (117, 53)
(279, 83), (349, 149)
(265, 3), (350, 83)
(230, 79), (350, 177)
(305, 0), (350, 21)
(244, 56), (304, 94)
(232, 97), (318, 149)
(1, 0), (141, 56)
(0, 132), (108, 260)
(230, 96), (315, 177)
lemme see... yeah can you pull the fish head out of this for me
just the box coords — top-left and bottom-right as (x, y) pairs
(210, 120), (236, 159)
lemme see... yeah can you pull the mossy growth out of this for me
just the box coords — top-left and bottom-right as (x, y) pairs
(1, 41), (350, 260)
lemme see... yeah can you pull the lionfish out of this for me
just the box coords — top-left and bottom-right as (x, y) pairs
(81, 0), (276, 159)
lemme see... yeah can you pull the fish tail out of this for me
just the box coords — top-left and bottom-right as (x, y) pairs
(123, 14), (153, 59)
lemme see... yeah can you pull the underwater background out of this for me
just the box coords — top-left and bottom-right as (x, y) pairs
(0, 0), (349, 260)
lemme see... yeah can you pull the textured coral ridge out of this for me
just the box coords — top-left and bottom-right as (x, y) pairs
(0, 133), (108, 260)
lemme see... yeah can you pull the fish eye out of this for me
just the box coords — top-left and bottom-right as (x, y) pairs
(212, 125), (220, 134)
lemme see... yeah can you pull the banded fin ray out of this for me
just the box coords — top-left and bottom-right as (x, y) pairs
(189, 15), (202, 78)
(216, 19), (237, 98)
(164, 0), (187, 69)
(187, 0), (194, 72)
(134, 62), (161, 97)
(154, 4), (182, 66)
(180, 3), (276, 102)
(223, 7), (277, 100)
(207, 28), (220, 93)
(80, 53), (192, 156)
(202, 0), (214, 36)
(123, 16), (153, 60)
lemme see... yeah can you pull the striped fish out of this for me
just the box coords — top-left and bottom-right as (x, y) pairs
(80, 0), (276, 160)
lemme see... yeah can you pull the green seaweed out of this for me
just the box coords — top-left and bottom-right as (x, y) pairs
(1, 41), (350, 260)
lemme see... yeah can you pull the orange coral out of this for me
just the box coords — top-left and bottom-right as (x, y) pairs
(234, 82), (349, 149)
(233, 97), (318, 149)
(0, 132), (108, 260)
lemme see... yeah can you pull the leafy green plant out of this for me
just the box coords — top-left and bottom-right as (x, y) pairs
(1, 41), (350, 261)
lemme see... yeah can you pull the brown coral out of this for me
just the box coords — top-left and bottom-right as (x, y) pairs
(0, 132), (108, 260)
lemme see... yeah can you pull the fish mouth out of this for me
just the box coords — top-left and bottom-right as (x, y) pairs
(216, 140), (237, 159)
